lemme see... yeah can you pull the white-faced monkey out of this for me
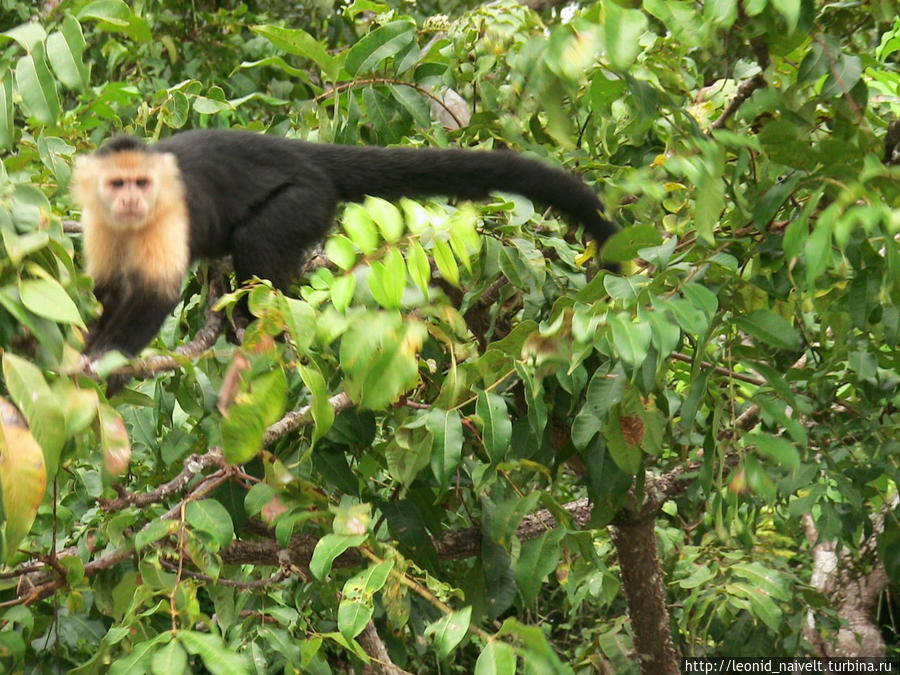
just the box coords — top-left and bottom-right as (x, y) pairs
(73, 129), (616, 361)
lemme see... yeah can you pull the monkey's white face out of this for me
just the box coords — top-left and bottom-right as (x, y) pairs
(97, 170), (158, 230)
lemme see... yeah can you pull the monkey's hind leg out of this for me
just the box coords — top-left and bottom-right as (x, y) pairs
(229, 184), (338, 291)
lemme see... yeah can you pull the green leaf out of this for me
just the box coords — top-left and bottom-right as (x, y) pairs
(2, 353), (66, 480)
(345, 20), (417, 76)
(602, 224), (662, 263)
(340, 313), (425, 409)
(758, 119), (810, 169)
(643, 0), (705, 46)
(406, 239), (431, 297)
(186, 499), (235, 549)
(770, 0), (801, 32)
(134, 519), (177, 551)
(477, 390), (511, 464)
(343, 560), (394, 603)
(694, 171), (724, 245)
(657, 297), (709, 336)
(151, 640), (188, 675)
(368, 247), (406, 309)
(753, 174), (801, 228)
(330, 273), (357, 312)
(681, 283), (719, 319)
(14, 46), (60, 126)
(603, 406), (643, 475)
(1, 22), (47, 50)
(432, 237), (460, 286)
(514, 528), (565, 606)
(342, 204), (380, 255)
(490, 493), (541, 547)
(879, 516), (900, 585)
(727, 581), (782, 632)
(643, 306), (681, 357)
(731, 562), (791, 601)
(234, 56), (311, 80)
(389, 84), (431, 128)
(427, 408), (463, 492)
(19, 278), (85, 328)
(366, 197), (404, 243)
(744, 432), (800, 471)
(385, 421), (432, 489)
(475, 641), (517, 675)
(338, 600), (372, 640)
(604, 3), (647, 71)
(284, 297), (316, 355)
(821, 53), (862, 97)
(602, 274), (649, 301)
(0, 399), (47, 562)
(160, 91), (190, 128)
(76, 0), (152, 42)
(326, 234), (357, 271)
(804, 203), (836, 285)
(109, 635), (167, 675)
(449, 207), (481, 272)
(678, 565), (716, 589)
(222, 404), (266, 465)
(298, 364), (335, 445)
(37, 136), (75, 188)
(425, 606), (472, 659)
(496, 618), (574, 674)
(590, 72), (628, 114)
(572, 365), (628, 450)
(310, 533), (367, 580)
(0, 67), (14, 151)
(251, 24), (338, 81)
(192, 95), (232, 115)
(179, 631), (250, 675)
(222, 368), (288, 464)
(46, 17), (89, 92)
(734, 309), (801, 351)
(401, 198), (432, 234)
(362, 85), (397, 141)
(798, 40), (831, 83)
(609, 312), (652, 367)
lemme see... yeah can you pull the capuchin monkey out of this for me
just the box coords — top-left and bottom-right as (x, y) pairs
(73, 129), (615, 362)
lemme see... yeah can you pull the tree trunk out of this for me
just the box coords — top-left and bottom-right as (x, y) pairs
(610, 515), (680, 675)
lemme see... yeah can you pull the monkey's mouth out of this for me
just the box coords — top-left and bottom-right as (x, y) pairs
(115, 210), (149, 229)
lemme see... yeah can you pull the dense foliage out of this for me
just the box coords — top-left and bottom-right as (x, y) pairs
(1, 0), (899, 672)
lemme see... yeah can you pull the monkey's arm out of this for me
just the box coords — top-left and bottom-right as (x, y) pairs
(85, 281), (180, 358)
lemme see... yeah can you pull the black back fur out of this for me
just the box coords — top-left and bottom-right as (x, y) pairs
(145, 129), (615, 284)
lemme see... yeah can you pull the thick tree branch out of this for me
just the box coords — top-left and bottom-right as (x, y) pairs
(802, 497), (897, 656)
(610, 516), (680, 675)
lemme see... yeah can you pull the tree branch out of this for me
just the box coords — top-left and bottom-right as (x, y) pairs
(99, 447), (228, 512)
(264, 392), (355, 445)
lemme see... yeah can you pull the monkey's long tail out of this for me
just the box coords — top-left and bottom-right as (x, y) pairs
(308, 145), (617, 245)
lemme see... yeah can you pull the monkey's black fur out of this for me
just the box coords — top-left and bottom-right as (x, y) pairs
(85, 129), (615, 359)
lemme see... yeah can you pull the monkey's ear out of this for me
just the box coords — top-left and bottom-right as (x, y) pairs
(72, 153), (98, 175)
(71, 155), (100, 209)
(154, 153), (186, 193)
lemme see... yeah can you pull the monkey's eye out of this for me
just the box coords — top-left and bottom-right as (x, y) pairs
(135, 178), (151, 188)
(110, 179), (125, 189)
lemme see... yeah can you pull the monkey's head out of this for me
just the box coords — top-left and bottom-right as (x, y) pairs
(73, 136), (179, 231)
